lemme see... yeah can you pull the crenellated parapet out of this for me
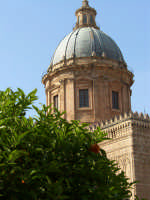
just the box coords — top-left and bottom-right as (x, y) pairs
(89, 112), (150, 139)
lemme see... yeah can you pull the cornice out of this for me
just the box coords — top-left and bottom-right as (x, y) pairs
(42, 59), (133, 85)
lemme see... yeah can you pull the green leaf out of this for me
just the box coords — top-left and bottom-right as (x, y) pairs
(7, 150), (28, 162)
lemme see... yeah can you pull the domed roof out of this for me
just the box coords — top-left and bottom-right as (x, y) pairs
(50, 27), (125, 67)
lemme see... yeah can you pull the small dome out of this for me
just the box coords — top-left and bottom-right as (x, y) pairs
(50, 27), (125, 68)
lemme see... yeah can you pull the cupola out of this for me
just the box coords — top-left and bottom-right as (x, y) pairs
(74, 0), (99, 30)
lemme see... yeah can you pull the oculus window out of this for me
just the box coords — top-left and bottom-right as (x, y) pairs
(54, 95), (58, 109)
(112, 91), (119, 109)
(83, 15), (87, 24)
(79, 89), (89, 108)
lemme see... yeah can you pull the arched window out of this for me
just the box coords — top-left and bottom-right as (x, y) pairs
(54, 95), (58, 109)
(78, 16), (80, 24)
(90, 15), (94, 24)
(83, 15), (87, 24)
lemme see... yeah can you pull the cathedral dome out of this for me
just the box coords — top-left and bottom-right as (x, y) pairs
(50, 27), (125, 67)
(43, 0), (134, 124)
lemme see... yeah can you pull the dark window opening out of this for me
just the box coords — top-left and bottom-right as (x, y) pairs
(78, 16), (80, 24)
(54, 95), (58, 109)
(83, 15), (87, 24)
(112, 91), (119, 109)
(79, 89), (89, 108)
(90, 15), (94, 24)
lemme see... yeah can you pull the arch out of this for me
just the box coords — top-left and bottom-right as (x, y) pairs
(83, 15), (87, 24)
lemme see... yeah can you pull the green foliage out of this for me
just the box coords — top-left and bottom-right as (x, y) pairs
(0, 88), (136, 199)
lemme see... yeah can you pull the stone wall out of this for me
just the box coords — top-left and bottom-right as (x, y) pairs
(43, 61), (133, 123)
(89, 112), (150, 199)
(131, 114), (150, 199)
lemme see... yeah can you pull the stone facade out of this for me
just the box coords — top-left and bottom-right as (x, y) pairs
(43, 58), (133, 122)
(89, 112), (150, 199)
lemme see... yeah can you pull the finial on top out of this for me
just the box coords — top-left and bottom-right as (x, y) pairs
(82, 0), (89, 7)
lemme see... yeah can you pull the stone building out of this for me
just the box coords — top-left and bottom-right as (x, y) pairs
(42, 1), (150, 199)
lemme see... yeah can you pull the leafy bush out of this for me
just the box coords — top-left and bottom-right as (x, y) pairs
(0, 88), (135, 199)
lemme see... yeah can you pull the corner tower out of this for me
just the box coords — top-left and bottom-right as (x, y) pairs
(42, 0), (134, 123)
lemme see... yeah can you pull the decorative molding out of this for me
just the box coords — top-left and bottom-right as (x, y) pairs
(89, 112), (150, 139)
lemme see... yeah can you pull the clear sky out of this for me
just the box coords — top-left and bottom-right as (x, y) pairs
(0, 0), (149, 116)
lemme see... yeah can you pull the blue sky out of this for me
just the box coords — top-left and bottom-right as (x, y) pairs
(0, 0), (149, 116)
